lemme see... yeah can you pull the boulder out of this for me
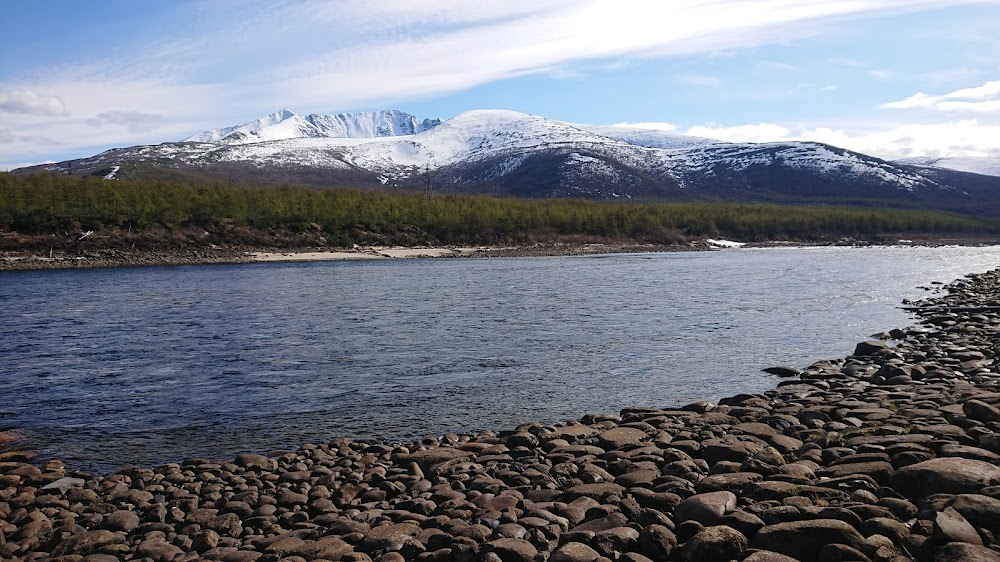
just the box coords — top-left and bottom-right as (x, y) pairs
(932, 542), (1000, 562)
(681, 525), (748, 562)
(487, 538), (537, 562)
(933, 507), (983, 546)
(890, 458), (1000, 500)
(550, 542), (602, 562)
(675, 491), (738, 526)
(752, 519), (866, 561)
(946, 494), (1000, 536)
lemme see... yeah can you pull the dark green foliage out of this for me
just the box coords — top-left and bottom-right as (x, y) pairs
(1, 172), (996, 246)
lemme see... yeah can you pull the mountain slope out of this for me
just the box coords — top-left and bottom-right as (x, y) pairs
(14, 109), (1000, 214)
(184, 109), (441, 144)
(895, 156), (1000, 178)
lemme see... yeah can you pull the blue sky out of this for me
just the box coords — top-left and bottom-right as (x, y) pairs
(2, 0), (999, 170)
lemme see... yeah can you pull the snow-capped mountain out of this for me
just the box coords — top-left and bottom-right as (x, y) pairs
(184, 109), (441, 144)
(16, 109), (1000, 214)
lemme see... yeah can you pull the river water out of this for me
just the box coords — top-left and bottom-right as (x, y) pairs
(2, 245), (998, 472)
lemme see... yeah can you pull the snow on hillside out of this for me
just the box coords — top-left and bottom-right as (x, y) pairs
(184, 109), (441, 144)
(349, 109), (634, 169)
(577, 124), (717, 149)
(63, 108), (954, 196)
(895, 156), (1000, 177)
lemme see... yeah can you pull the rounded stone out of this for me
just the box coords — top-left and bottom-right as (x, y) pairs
(675, 491), (738, 526)
(681, 525), (748, 562)
(890, 458), (1000, 500)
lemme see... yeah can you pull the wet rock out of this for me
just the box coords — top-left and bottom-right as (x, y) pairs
(854, 341), (892, 356)
(763, 366), (801, 378)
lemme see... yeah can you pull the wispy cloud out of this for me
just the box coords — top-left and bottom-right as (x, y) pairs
(0, 90), (69, 116)
(758, 61), (799, 72)
(0, 0), (991, 166)
(676, 74), (724, 87)
(87, 111), (168, 134)
(882, 80), (1000, 111)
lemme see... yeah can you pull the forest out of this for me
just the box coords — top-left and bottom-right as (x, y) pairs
(1, 172), (997, 250)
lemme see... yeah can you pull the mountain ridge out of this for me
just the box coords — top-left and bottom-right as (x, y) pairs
(13, 108), (1000, 215)
(184, 109), (442, 144)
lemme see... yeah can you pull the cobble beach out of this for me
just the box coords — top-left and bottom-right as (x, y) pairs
(2, 269), (1000, 561)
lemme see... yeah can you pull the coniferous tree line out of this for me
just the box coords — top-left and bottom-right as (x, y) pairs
(1, 172), (996, 247)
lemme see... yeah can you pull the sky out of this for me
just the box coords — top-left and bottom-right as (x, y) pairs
(2, 0), (1000, 171)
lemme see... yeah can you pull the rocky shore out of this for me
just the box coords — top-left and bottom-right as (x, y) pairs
(3, 270), (1000, 562)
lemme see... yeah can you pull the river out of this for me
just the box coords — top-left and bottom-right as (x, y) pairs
(1, 245), (998, 472)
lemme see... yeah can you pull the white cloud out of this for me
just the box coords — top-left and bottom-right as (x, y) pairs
(269, 0), (958, 109)
(882, 80), (1000, 111)
(0, 0), (989, 164)
(683, 118), (1000, 160)
(612, 122), (679, 132)
(87, 111), (167, 134)
(686, 123), (792, 143)
(0, 90), (68, 116)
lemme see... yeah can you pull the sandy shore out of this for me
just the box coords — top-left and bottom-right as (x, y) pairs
(251, 247), (493, 262)
(0, 242), (693, 271)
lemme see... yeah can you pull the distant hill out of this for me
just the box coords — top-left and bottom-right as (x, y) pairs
(14, 108), (1000, 216)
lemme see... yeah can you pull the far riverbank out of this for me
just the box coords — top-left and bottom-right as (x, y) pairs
(3, 233), (1000, 271)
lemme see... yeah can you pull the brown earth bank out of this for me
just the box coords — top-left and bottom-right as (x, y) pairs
(2, 228), (1000, 271)
(2, 270), (1000, 561)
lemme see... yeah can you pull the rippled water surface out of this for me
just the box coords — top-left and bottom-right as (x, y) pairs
(2, 246), (998, 472)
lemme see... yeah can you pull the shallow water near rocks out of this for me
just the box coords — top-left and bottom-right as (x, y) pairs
(2, 245), (999, 473)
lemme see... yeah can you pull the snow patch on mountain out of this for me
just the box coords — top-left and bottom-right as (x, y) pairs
(896, 156), (1000, 177)
(577, 124), (717, 149)
(184, 109), (441, 144)
(38, 108), (982, 204)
